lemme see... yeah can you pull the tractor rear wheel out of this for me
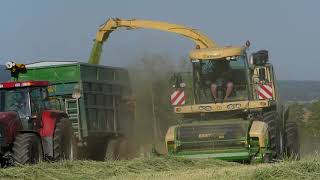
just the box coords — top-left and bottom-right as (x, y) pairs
(12, 133), (43, 165)
(53, 119), (78, 161)
(284, 121), (300, 160)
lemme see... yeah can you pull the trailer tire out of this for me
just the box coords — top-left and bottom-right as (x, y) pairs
(12, 133), (43, 165)
(118, 139), (128, 160)
(262, 111), (281, 158)
(86, 137), (107, 160)
(284, 121), (300, 160)
(105, 139), (119, 160)
(53, 119), (78, 161)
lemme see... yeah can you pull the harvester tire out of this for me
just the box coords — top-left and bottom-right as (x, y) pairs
(284, 121), (300, 160)
(262, 111), (281, 158)
(12, 133), (43, 165)
(53, 118), (78, 161)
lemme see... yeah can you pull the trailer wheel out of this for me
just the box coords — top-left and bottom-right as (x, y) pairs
(105, 139), (119, 160)
(12, 133), (43, 165)
(86, 136), (109, 160)
(118, 139), (128, 160)
(262, 111), (281, 158)
(285, 121), (300, 160)
(53, 118), (78, 161)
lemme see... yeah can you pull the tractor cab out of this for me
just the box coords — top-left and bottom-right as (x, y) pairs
(0, 62), (75, 166)
(0, 81), (50, 130)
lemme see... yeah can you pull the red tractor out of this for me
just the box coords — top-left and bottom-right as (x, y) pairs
(0, 80), (76, 166)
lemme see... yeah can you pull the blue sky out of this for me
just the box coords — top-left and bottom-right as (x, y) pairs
(0, 0), (319, 80)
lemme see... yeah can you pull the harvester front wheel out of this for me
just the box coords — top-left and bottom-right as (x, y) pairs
(284, 121), (300, 160)
(262, 111), (281, 159)
(12, 133), (43, 165)
(53, 119), (78, 161)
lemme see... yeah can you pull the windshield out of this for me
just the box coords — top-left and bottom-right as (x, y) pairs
(193, 56), (249, 103)
(0, 88), (31, 118)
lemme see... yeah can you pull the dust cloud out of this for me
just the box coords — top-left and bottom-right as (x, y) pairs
(125, 54), (185, 157)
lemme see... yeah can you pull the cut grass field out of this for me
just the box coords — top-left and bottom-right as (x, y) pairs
(0, 156), (319, 180)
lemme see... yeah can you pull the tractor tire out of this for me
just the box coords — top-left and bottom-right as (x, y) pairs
(53, 118), (78, 161)
(12, 133), (43, 165)
(262, 111), (281, 159)
(284, 121), (300, 160)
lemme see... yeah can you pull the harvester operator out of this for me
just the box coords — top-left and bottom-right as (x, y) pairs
(209, 60), (234, 101)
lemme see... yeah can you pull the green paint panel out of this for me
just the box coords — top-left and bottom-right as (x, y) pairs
(18, 62), (132, 140)
(19, 64), (81, 83)
(175, 151), (250, 161)
(170, 118), (252, 161)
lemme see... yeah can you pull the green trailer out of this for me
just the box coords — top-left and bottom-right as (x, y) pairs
(19, 61), (134, 159)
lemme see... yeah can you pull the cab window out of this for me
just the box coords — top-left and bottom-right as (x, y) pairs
(30, 87), (49, 115)
(193, 56), (249, 103)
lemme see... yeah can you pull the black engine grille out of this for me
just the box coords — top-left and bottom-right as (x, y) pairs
(176, 123), (247, 151)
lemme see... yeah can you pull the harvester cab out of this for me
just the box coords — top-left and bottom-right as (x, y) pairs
(191, 47), (250, 103)
(191, 47), (275, 104)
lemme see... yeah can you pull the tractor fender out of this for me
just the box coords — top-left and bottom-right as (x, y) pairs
(0, 111), (23, 143)
(39, 110), (68, 137)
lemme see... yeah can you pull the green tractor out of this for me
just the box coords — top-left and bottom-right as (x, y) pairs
(166, 47), (300, 162)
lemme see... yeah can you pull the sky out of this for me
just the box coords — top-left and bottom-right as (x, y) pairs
(0, 0), (319, 80)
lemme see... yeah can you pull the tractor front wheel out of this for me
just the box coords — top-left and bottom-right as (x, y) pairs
(12, 133), (43, 165)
